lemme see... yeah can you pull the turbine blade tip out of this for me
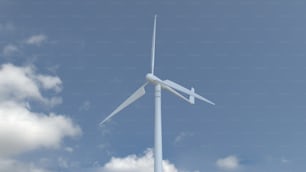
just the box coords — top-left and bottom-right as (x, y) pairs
(99, 121), (105, 126)
(99, 118), (110, 126)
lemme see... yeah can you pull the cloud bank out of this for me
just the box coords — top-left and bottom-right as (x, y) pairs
(2, 44), (19, 56)
(216, 155), (240, 171)
(0, 158), (50, 172)
(26, 34), (47, 46)
(2, 34), (47, 57)
(0, 63), (81, 171)
(96, 149), (178, 172)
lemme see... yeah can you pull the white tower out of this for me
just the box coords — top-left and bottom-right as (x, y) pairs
(100, 15), (215, 172)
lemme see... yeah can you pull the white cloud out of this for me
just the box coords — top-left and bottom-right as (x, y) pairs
(0, 64), (41, 102)
(2, 44), (19, 56)
(0, 158), (50, 172)
(58, 157), (69, 169)
(79, 100), (91, 111)
(26, 34), (47, 46)
(174, 132), (194, 144)
(216, 155), (240, 171)
(64, 147), (74, 153)
(96, 149), (178, 172)
(36, 74), (62, 93)
(0, 102), (81, 156)
(0, 64), (62, 106)
(2, 33), (47, 58)
(0, 63), (81, 158)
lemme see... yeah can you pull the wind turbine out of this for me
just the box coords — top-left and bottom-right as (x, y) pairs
(100, 15), (215, 172)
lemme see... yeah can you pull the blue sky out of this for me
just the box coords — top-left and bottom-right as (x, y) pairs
(1, 0), (306, 171)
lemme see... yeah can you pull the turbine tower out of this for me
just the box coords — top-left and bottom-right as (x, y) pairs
(100, 15), (215, 172)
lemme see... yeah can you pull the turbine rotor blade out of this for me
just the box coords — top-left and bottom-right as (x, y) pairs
(99, 82), (148, 126)
(162, 84), (193, 104)
(151, 15), (157, 74)
(163, 79), (215, 105)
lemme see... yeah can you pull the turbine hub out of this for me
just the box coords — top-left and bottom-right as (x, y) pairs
(146, 73), (161, 84)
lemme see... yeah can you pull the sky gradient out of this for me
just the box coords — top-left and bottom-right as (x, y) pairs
(1, 0), (306, 171)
